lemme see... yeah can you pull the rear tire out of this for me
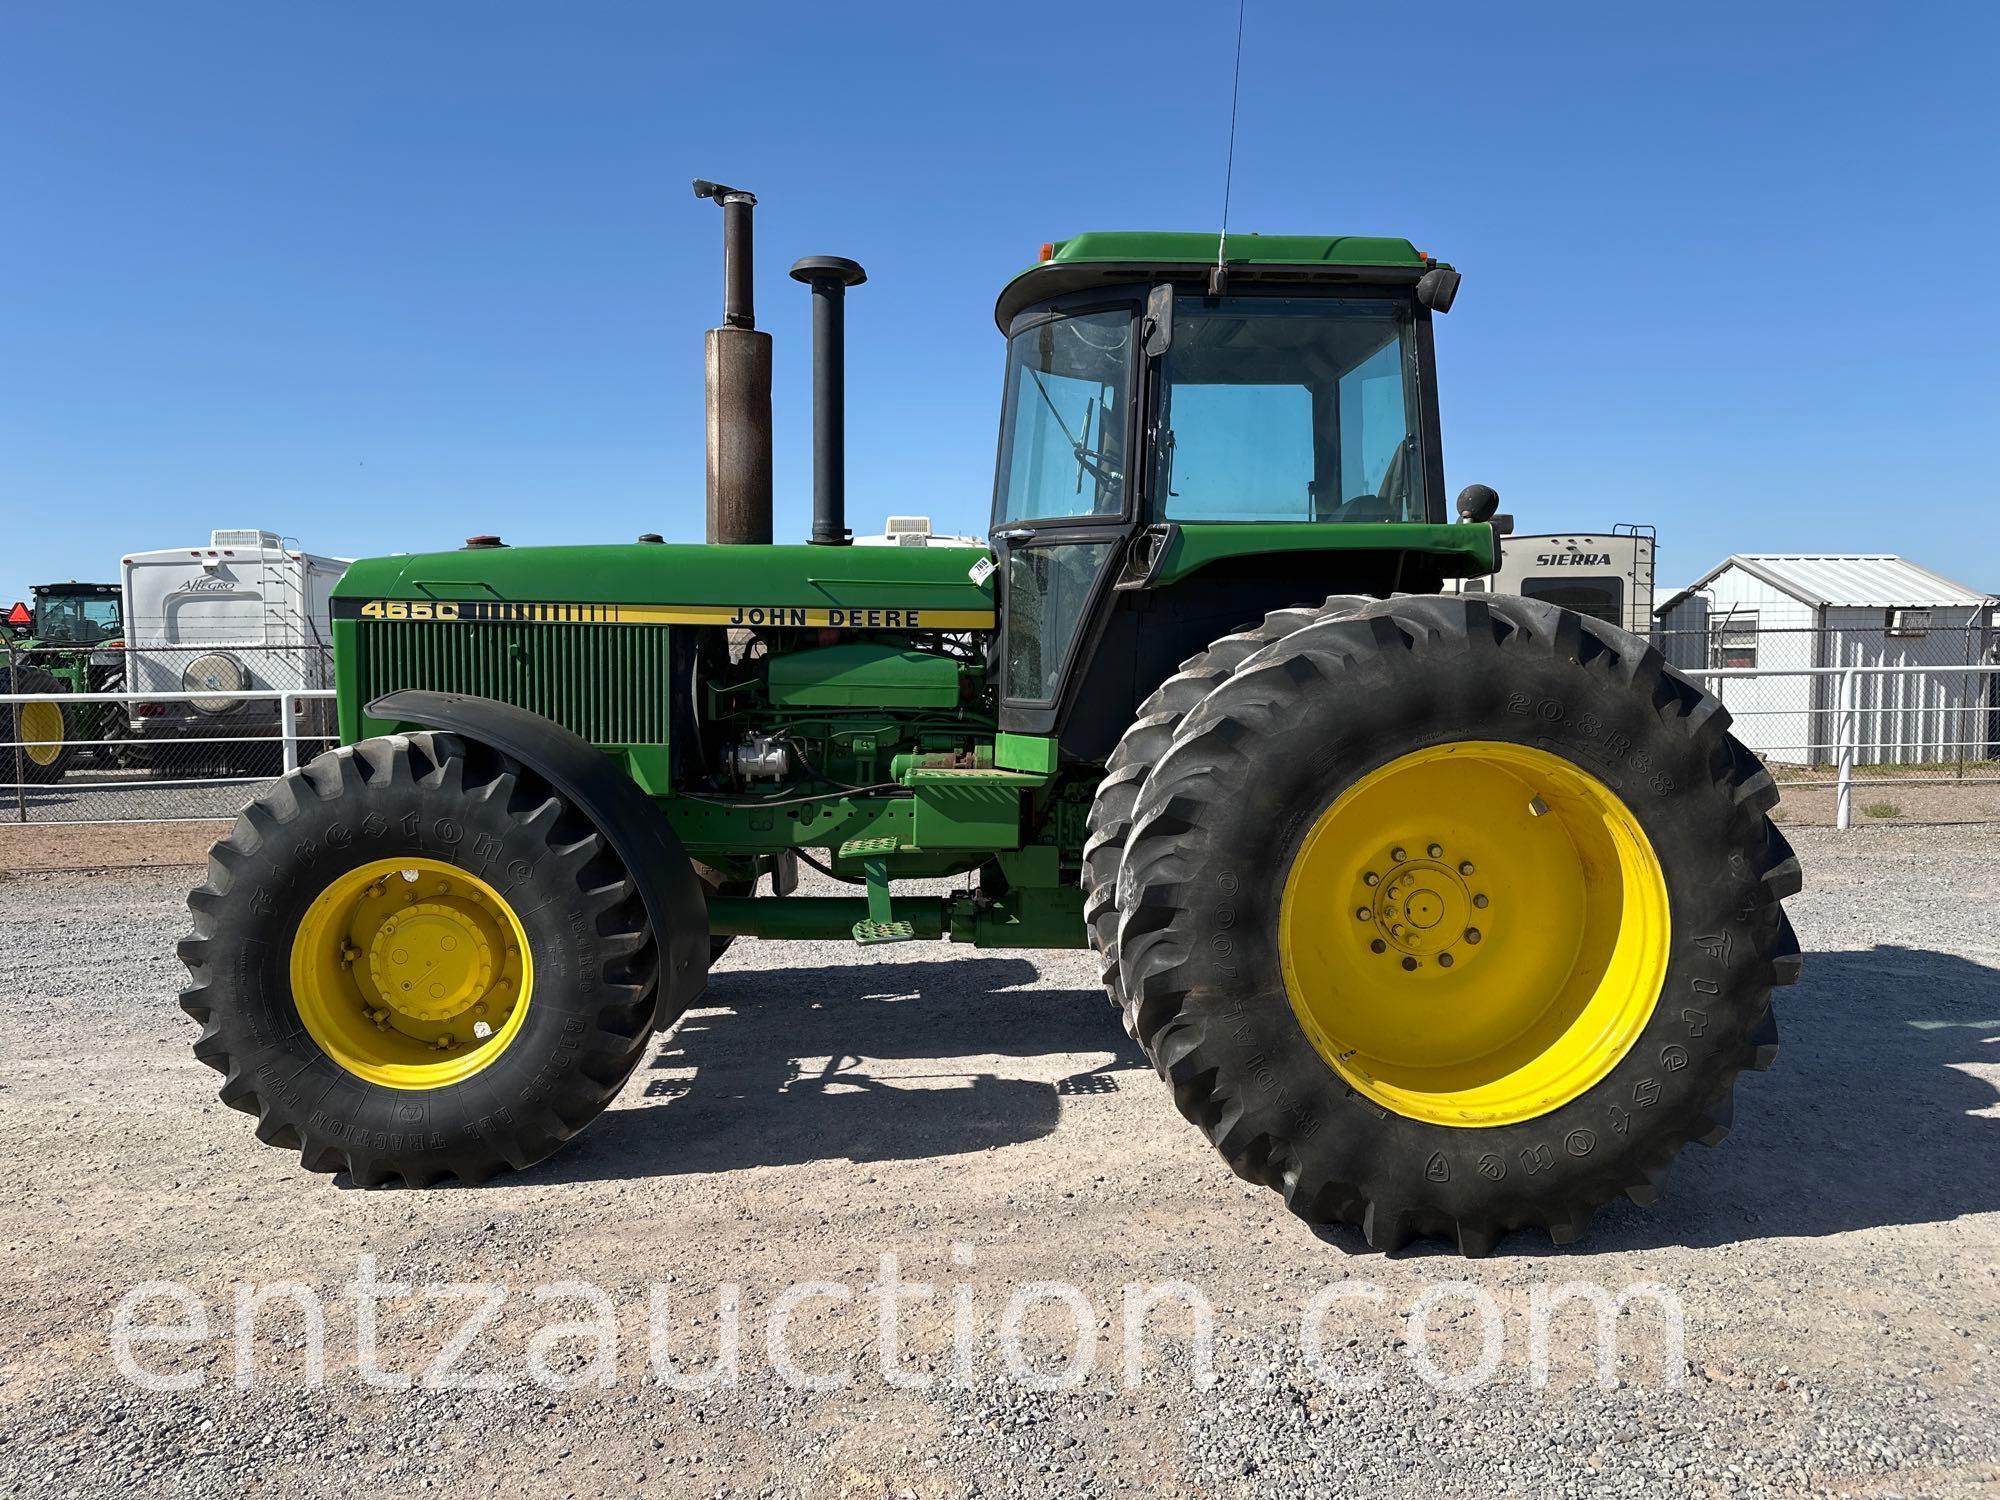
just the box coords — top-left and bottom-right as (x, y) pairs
(1083, 596), (1370, 1017)
(179, 732), (662, 1186)
(1116, 595), (1800, 1254)
(0, 663), (75, 784)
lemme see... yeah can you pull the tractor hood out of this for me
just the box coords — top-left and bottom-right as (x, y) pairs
(333, 542), (997, 631)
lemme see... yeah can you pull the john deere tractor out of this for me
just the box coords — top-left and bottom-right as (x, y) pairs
(179, 183), (1799, 1253)
(1, 580), (124, 783)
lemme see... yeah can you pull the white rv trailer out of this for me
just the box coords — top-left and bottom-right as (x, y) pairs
(852, 515), (983, 548)
(1451, 524), (1657, 637)
(121, 530), (350, 762)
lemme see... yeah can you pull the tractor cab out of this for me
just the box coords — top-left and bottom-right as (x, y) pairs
(986, 233), (1490, 756)
(27, 581), (123, 648)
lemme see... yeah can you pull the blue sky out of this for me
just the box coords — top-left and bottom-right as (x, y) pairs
(2, 1), (1995, 597)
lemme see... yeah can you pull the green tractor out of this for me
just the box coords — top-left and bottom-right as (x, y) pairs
(179, 183), (1799, 1253)
(1, 581), (124, 783)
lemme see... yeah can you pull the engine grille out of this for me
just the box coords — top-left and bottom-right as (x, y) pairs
(356, 621), (673, 745)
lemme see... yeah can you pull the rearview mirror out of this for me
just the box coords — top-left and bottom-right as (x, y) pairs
(1142, 283), (1175, 357)
(1455, 484), (1499, 523)
(1417, 266), (1461, 313)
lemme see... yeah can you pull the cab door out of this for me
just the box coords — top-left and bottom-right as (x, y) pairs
(988, 303), (1139, 734)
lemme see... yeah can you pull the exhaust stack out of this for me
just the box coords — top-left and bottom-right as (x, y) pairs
(789, 256), (867, 546)
(694, 179), (772, 545)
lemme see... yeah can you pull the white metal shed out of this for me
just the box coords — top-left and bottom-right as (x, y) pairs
(1654, 555), (1997, 767)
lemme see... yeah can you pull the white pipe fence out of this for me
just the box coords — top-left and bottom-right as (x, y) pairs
(1681, 663), (1999, 829)
(0, 688), (337, 825)
(3, 666), (1997, 829)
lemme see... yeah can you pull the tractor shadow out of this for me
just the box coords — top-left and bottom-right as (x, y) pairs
(1431, 944), (2000, 1260)
(531, 955), (1148, 1184)
(518, 942), (2000, 1252)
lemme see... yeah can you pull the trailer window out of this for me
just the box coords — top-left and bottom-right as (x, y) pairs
(1520, 577), (1624, 627)
(1154, 296), (1426, 524)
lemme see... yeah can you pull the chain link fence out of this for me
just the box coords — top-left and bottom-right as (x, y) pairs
(1660, 619), (2000, 826)
(5, 633), (1998, 830)
(1, 640), (336, 825)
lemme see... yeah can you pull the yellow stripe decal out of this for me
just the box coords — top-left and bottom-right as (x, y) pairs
(352, 599), (995, 630)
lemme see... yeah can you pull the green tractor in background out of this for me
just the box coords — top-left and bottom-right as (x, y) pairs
(179, 183), (1799, 1254)
(1, 580), (124, 783)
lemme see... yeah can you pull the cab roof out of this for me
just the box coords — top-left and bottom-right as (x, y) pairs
(994, 231), (1441, 329)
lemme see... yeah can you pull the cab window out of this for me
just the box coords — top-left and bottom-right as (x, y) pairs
(1154, 296), (1426, 523)
(993, 310), (1133, 525)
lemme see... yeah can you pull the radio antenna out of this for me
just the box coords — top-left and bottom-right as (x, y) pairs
(1212, 0), (1248, 297)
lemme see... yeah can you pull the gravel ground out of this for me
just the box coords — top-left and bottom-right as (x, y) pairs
(1772, 781), (2000, 828)
(0, 821), (226, 871)
(1, 826), (1997, 1497)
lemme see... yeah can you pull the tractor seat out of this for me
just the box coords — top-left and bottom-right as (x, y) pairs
(1333, 493), (1395, 523)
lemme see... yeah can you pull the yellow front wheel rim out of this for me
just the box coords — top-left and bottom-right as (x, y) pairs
(1279, 741), (1670, 1127)
(20, 702), (63, 766)
(289, 857), (533, 1089)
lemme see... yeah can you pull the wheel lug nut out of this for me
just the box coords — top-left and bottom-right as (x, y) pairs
(1391, 847), (1407, 862)
(435, 1033), (456, 1050)
(1362, 872), (1379, 887)
(1427, 843), (1443, 859)
(1401, 957), (1419, 972)
(1438, 953), (1454, 968)
(1356, 907), (1372, 921)
(1473, 894), (1489, 909)
(1465, 928), (1482, 944)
(1459, 861), (1475, 876)
(1369, 939), (1386, 954)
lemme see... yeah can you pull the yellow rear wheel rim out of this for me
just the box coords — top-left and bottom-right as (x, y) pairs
(289, 857), (533, 1089)
(20, 702), (63, 766)
(1279, 741), (1670, 1127)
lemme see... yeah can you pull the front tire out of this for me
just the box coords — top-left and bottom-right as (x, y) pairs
(1116, 595), (1800, 1254)
(179, 732), (661, 1186)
